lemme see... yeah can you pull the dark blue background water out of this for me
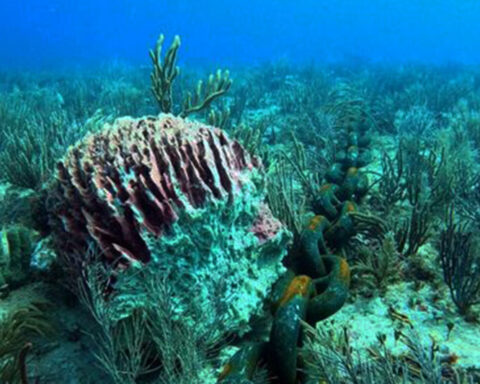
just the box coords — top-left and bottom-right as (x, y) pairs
(1, 0), (480, 70)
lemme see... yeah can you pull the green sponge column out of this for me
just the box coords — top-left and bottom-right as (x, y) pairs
(0, 226), (36, 288)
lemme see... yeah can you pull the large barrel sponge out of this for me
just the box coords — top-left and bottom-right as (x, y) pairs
(48, 114), (291, 331)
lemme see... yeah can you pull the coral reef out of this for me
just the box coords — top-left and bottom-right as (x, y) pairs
(48, 114), (291, 332)
(219, 96), (373, 383)
(3, 48), (480, 382)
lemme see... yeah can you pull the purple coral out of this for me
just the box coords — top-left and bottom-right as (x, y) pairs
(50, 114), (262, 272)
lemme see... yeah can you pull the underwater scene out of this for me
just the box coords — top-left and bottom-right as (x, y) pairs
(2, 1), (480, 383)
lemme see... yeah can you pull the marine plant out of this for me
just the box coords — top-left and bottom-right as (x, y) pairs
(225, 83), (248, 127)
(393, 105), (435, 139)
(433, 129), (480, 225)
(401, 139), (453, 210)
(0, 114), (67, 190)
(0, 303), (52, 384)
(301, 324), (471, 384)
(266, 150), (309, 238)
(218, 94), (373, 383)
(0, 189), (37, 227)
(207, 104), (231, 130)
(0, 92), (101, 190)
(229, 117), (271, 158)
(150, 34), (231, 117)
(79, 259), (223, 384)
(40, 76), (377, 383)
(0, 65), (155, 193)
(6, 46), (480, 381)
(457, 176), (480, 226)
(394, 203), (432, 258)
(352, 232), (401, 294)
(377, 144), (405, 213)
(78, 262), (154, 384)
(301, 324), (408, 384)
(449, 99), (480, 152)
(439, 207), (480, 315)
(0, 226), (37, 290)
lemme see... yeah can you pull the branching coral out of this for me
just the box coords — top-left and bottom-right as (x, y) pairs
(150, 34), (231, 118)
(353, 232), (402, 294)
(377, 145), (405, 213)
(0, 115), (67, 190)
(266, 152), (308, 238)
(0, 94), (103, 190)
(300, 324), (467, 384)
(79, 262), (223, 384)
(394, 105), (435, 139)
(149, 35), (181, 114)
(439, 207), (480, 315)
(394, 203), (432, 258)
(0, 303), (52, 384)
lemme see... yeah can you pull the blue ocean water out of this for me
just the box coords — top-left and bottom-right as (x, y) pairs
(2, 0), (480, 69)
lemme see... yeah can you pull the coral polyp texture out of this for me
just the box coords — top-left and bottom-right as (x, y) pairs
(48, 114), (291, 326)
